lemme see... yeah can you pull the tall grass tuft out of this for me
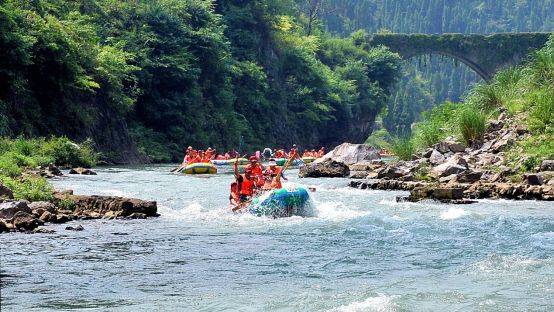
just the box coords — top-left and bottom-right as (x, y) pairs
(528, 89), (554, 133)
(391, 137), (415, 161)
(459, 105), (486, 146)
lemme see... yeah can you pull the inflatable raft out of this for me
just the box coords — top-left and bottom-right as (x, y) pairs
(248, 187), (313, 218)
(275, 158), (304, 166)
(212, 158), (249, 166)
(183, 163), (217, 174)
(302, 157), (316, 164)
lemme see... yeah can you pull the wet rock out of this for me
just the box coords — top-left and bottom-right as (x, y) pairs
(299, 159), (349, 178)
(455, 170), (483, 183)
(69, 167), (97, 175)
(540, 160), (554, 172)
(33, 228), (56, 234)
(524, 174), (544, 185)
(65, 224), (84, 231)
(377, 165), (409, 180)
(127, 213), (147, 219)
(39, 211), (57, 223)
(54, 214), (72, 224)
(0, 219), (8, 233)
(432, 188), (464, 200)
(0, 201), (32, 219)
(12, 211), (42, 231)
(349, 171), (369, 179)
(28, 201), (57, 217)
(0, 183), (14, 199)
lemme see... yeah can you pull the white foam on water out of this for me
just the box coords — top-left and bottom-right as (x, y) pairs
(314, 200), (371, 222)
(440, 207), (468, 220)
(466, 254), (546, 275)
(329, 294), (398, 312)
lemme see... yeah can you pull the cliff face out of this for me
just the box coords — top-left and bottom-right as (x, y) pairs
(80, 104), (143, 165)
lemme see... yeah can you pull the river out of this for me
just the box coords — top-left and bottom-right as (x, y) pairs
(1, 165), (553, 311)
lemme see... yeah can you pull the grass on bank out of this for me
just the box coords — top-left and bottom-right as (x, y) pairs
(384, 35), (553, 162)
(0, 137), (98, 201)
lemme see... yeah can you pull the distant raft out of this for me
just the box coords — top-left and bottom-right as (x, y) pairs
(301, 157), (316, 164)
(212, 158), (249, 166)
(248, 187), (313, 218)
(275, 158), (304, 166)
(183, 163), (217, 174)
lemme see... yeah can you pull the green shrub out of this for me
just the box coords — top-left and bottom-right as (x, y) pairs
(39, 137), (98, 167)
(391, 137), (415, 161)
(528, 89), (554, 133)
(0, 176), (54, 202)
(459, 105), (486, 146)
(466, 83), (502, 111)
(365, 128), (392, 150)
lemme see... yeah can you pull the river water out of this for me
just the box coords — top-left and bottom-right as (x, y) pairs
(1, 165), (553, 311)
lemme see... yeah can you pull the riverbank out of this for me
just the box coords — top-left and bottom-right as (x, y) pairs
(346, 109), (554, 202)
(0, 137), (158, 233)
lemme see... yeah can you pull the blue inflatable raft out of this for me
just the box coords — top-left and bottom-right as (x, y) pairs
(248, 187), (313, 218)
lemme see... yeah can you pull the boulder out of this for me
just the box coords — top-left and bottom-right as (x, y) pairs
(422, 148), (434, 158)
(491, 138), (513, 153)
(12, 211), (42, 231)
(0, 219), (9, 233)
(316, 143), (379, 166)
(54, 214), (72, 224)
(39, 211), (57, 223)
(455, 170), (483, 183)
(65, 225), (84, 231)
(0, 183), (14, 199)
(0, 201), (32, 219)
(299, 159), (350, 178)
(432, 188), (464, 200)
(515, 125), (528, 135)
(377, 165), (409, 180)
(69, 167), (97, 175)
(429, 149), (446, 165)
(349, 171), (369, 179)
(524, 174), (544, 186)
(540, 160), (554, 172)
(432, 155), (468, 178)
(28, 201), (57, 217)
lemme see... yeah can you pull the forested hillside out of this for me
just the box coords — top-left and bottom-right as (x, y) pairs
(320, 0), (554, 135)
(0, 0), (401, 162)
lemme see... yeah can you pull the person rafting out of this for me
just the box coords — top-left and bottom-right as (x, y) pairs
(245, 156), (264, 187)
(231, 160), (256, 211)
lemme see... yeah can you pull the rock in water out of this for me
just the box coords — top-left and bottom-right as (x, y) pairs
(65, 225), (84, 231)
(69, 167), (97, 175)
(299, 159), (350, 178)
(0, 201), (32, 219)
(316, 143), (380, 165)
(12, 211), (42, 231)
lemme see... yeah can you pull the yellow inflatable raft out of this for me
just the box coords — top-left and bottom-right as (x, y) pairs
(183, 163), (217, 174)
(302, 157), (316, 164)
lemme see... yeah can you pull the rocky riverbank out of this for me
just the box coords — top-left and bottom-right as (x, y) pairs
(0, 191), (158, 233)
(323, 112), (553, 203)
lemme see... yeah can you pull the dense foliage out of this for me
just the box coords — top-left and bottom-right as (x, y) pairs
(390, 36), (553, 163)
(0, 0), (402, 162)
(0, 137), (98, 201)
(320, 0), (554, 136)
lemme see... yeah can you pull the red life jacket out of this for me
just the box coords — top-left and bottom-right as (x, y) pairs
(240, 176), (254, 196)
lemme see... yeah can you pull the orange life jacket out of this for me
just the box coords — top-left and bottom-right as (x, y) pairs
(240, 176), (254, 196)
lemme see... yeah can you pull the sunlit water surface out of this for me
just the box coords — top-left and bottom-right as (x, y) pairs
(1, 165), (553, 311)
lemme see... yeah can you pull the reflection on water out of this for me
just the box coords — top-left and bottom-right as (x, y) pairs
(0, 165), (553, 311)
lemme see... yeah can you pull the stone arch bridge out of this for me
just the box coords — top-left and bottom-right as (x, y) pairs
(368, 33), (551, 81)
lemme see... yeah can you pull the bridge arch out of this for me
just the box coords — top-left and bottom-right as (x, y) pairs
(368, 33), (551, 81)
